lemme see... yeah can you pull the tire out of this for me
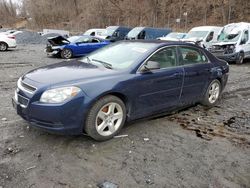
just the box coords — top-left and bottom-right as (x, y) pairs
(236, 52), (244, 64)
(201, 79), (221, 107)
(85, 95), (126, 141)
(61, 48), (73, 59)
(0, 42), (8, 51)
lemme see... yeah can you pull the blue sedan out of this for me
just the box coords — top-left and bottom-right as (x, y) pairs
(13, 41), (229, 141)
(46, 35), (110, 59)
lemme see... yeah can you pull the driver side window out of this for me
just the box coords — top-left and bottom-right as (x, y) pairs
(147, 47), (177, 69)
(91, 38), (100, 43)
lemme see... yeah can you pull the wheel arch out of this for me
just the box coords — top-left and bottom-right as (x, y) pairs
(82, 91), (131, 134)
(88, 91), (131, 118)
(0, 41), (8, 48)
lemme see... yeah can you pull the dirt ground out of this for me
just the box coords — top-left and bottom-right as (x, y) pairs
(0, 45), (250, 188)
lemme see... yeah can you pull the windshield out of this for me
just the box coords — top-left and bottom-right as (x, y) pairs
(127, 27), (144, 38)
(72, 36), (90, 43)
(185, 31), (208, 39)
(84, 30), (93, 35)
(166, 32), (185, 39)
(80, 42), (157, 69)
(103, 27), (118, 36)
(67, 36), (81, 42)
(218, 26), (242, 42)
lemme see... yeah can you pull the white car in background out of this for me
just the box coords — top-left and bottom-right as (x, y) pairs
(84, 28), (106, 37)
(183, 26), (222, 48)
(1, 30), (22, 36)
(158, 32), (187, 41)
(209, 22), (250, 64)
(0, 33), (17, 51)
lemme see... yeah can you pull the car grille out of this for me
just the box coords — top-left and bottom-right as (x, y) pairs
(21, 81), (36, 93)
(18, 79), (37, 94)
(46, 45), (53, 52)
(17, 94), (29, 108)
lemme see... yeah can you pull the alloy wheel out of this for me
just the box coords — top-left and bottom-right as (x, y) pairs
(208, 82), (220, 104)
(62, 49), (72, 59)
(0, 43), (7, 51)
(95, 102), (123, 136)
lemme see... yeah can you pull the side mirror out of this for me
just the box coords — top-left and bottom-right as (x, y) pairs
(240, 39), (246, 45)
(141, 61), (160, 72)
(206, 36), (212, 42)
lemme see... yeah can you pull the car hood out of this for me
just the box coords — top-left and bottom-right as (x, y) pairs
(47, 35), (70, 46)
(158, 37), (180, 41)
(182, 37), (203, 42)
(23, 60), (118, 86)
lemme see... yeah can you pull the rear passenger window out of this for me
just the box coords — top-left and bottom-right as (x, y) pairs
(148, 47), (177, 68)
(179, 47), (207, 65)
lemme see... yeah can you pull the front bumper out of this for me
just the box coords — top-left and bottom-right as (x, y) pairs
(12, 85), (91, 135)
(45, 46), (60, 56)
(211, 51), (239, 62)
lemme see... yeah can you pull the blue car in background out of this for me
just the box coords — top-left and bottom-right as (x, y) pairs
(46, 35), (110, 59)
(13, 41), (229, 141)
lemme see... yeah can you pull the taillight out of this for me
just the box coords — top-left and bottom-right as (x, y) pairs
(8, 36), (15, 39)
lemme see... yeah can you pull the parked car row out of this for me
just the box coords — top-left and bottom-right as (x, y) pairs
(159, 22), (250, 64)
(46, 26), (173, 59)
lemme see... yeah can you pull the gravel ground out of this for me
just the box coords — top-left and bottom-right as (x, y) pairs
(0, 44), (250, 188)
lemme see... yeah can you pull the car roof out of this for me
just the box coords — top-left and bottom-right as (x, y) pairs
(120, 39), (200, 48)
(190, 26), (222, 31)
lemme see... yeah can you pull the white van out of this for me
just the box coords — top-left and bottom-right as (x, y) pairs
(183, 26), (222, 48)
(84, 29), (105, 37)
(209, 22), (250, 64)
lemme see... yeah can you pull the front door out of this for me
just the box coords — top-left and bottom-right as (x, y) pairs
(133, 46), (184, 117)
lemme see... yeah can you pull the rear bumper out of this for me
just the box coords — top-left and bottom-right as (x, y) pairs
(8, 40), (17, 48)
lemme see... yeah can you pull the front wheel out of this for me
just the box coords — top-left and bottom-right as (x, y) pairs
(85, 95), (126, 141)
(0, 42), (8, 51)
(236, 52), (244, 64)
(61, 48), (73, 59)
(201, 79), (221, 107)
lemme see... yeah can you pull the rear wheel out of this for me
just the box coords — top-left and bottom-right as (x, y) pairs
(0, 42), (8, 51)
(61, 48), (73, 59)
(85, 95), (126, 141)
(236, 52), (244, 64)
(201, 79), (221, 107)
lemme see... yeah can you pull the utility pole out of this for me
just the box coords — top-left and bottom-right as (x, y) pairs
(228, 0), (232, 24)
(183, 12), (187, 32)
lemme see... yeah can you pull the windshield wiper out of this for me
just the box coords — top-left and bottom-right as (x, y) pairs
(91, 59), (113, 69)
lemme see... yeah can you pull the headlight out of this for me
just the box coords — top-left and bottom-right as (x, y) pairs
(229, 45), (235, 49)
(51, 46), (61, 50)
(40, 86), (81, 103)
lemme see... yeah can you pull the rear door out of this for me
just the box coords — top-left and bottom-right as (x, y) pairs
(133, 46), (184, 117)
(178, 46), (212, 105)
